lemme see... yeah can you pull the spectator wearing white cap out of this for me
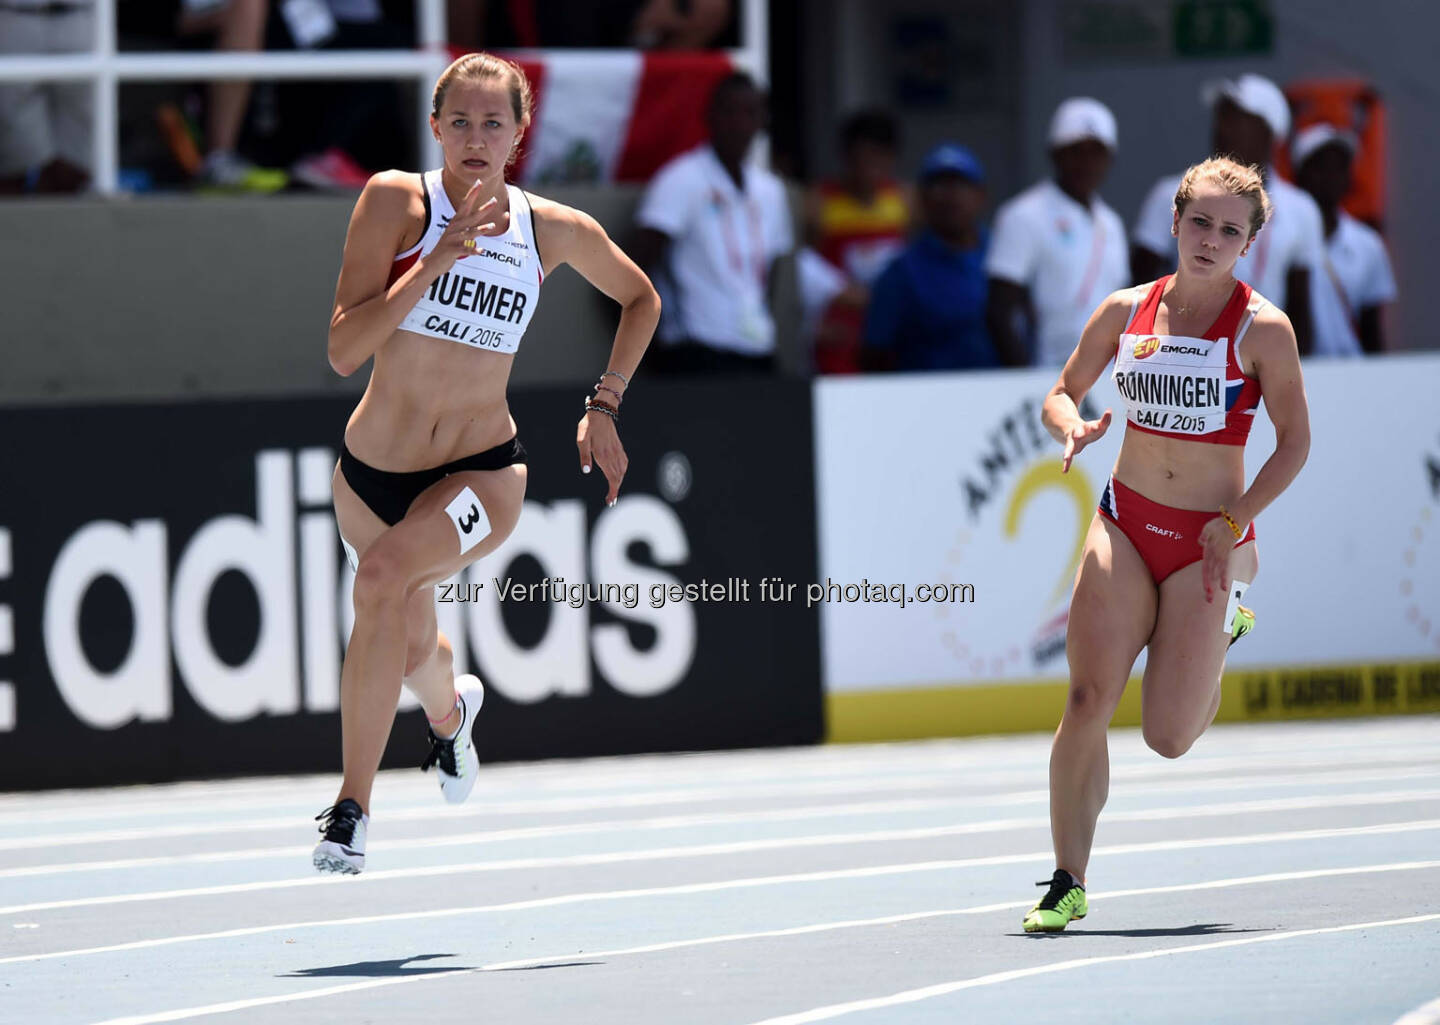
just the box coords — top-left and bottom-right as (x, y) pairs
(1132, 73), (1324, 352)
(1292, 124), (1396, 356)
(985, 98), (1130, 367)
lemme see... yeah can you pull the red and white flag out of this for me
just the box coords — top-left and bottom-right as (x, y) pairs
(449, 49), (736, 184)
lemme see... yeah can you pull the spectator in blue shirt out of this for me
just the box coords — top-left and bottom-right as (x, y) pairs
(863, 143), (1004, 371)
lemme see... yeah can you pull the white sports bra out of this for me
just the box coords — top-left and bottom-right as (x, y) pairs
(390, 170), (545, 355)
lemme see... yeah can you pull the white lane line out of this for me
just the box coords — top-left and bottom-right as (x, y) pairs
(8, 752), (1439, 851)
(0, 776), (967, 850)
(6, 743), (1437, 832)
(1393, 996), (1440, 1025)
(4, 811), (1438, 918)
(75, 866), (1440, 1025)
(2, 834), (1428, 967)
(5, 781), (1437, 881)
(0, 761), (1013, 828)
(742, 913), (1440, 1025)
(2, 719), (1434, 817)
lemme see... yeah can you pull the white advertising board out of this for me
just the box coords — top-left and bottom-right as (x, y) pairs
(816, 354), (1440, 695)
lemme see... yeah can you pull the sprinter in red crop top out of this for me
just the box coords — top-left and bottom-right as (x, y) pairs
(1023, 157), (1311, 932)
(312, 53), (660, 876)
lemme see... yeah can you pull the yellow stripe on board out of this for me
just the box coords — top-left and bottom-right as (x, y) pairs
(825, 661), (1440, 743)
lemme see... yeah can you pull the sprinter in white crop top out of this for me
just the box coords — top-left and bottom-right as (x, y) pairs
(312, 53), (661, 877)
(1020, 157), (1310, 934)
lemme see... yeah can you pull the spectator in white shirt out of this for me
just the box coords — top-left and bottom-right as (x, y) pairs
(985, 98), (1130, 367)
(1132, 73), (1323, 352)
(1291, 123), (1397, 356)
(631, 72), (794, 375)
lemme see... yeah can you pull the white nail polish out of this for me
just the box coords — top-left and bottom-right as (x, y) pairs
(582, 465), (591, 474)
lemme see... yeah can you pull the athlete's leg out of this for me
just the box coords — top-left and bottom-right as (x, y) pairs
(400, 589), (461, 734)
(333, 464), (525, 813)
(1141, 540), (1259, 757)
(1050, 515), (1157, 881)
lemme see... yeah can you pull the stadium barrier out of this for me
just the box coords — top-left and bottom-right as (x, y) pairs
(0, 380), (822, 789)
(815, 355), (1440, 740)
(2, 356), (1435, 788)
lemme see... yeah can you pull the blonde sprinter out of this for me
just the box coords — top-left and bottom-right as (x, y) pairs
(1023, 157), (1310, 930)
(312, 54), (659, 874)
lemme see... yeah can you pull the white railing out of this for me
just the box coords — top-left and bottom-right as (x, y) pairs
(0, 0), (769, 195)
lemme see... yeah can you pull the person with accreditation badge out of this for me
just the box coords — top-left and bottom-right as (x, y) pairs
(312, 52), (660, 874)
(1023, 156), (1310, 931)
(985, 97), (1130, 368)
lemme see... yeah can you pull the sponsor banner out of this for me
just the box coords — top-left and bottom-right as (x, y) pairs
(827, 661), (1440, 743)
(815, 368), (1125, 691)
(0, 381), (821, 789)
(816, 354), (1440, 722)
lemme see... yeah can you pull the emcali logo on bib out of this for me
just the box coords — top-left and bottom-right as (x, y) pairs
(1134, 337), (1161, 360)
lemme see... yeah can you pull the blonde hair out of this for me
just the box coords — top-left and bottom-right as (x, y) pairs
(1173, 156), (1274, 238)
(432, 53), (534, 166)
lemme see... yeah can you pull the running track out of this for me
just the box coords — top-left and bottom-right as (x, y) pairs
(2, 716), (1437, 1024)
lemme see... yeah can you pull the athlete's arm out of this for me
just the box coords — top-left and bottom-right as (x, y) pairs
(536, 199), (661, 505)
(1041, 289), (1128, 472)
(1226, 306), (1311, 533)
(326, 172), (497, 377)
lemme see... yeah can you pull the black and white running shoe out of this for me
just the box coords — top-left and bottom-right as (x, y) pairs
(312, 798), (367, 874)
(420, 675), (485, 804)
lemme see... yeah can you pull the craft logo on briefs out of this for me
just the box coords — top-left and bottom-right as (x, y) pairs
(18, 448), (698, 734)
(1133, 336), (1161, 359)
(1146, 523), (1182, 540)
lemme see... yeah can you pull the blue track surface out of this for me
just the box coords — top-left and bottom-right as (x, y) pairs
(1, 716), (1437, 1024)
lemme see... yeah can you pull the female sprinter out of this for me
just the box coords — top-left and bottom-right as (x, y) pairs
(312, 53), (659, 874)
(1023, 157), (1310, 929)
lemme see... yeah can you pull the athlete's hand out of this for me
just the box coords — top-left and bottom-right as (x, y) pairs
(1198, 516), (1237, 603)
(577, 411), (628, 507)
(1060, 409), (1112, 473)
(432, 181), (506, 270)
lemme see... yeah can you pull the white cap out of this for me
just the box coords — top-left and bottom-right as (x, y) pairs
(1291, 122), (1359, 168)
(1202, 73), (1291, 139)
(1048, 97), (1118, 151)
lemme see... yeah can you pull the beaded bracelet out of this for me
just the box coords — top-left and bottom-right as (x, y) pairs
(1217, 505), (1244, 540)
(593, 383), (624, 404)
(601, 369), (631, 388)
(584, 398), (620, 423)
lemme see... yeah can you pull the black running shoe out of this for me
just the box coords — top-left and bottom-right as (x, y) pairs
(312, 798), (367, 874)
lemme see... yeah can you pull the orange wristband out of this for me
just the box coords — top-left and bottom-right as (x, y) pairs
(1217, 505), (1244, 540)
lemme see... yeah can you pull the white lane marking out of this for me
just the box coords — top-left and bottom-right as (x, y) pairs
(8, 852), (1428, 973)
(742, 914), (1440, 1025)
(2, 823), (1440, 938)
(75, 869), (1440, 1025)
(5, 781), (1438, 881)
(1393, 996), (1440, 1025)
(2, 717), (1435, 817)
(4, 813), (1438, 918)
(7, 753), (1439, 852)
(5, 742), (1436, 829)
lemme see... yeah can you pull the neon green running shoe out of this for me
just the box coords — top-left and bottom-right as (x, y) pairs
(1229, 604), (1255, 648)
(1022, 869), (1087, 932)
